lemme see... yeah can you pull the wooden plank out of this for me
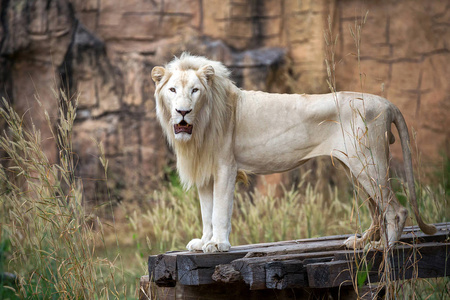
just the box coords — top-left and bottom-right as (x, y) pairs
(227, 223), (448, 253)
(308, 242), (450, 288)
(307, 260), (359, 289)
(244, 238), (347, 258)
(240, 226), (448, 259)
(148, 223), (450, 290)
(212, 264), (243, 283)
(148, 255), (156, 281)
(231, 256), (267, 290)
(265, 260), (305, 289)
(229, 251), (344, 290)
(403, 222), (449, 232)
(400, 227), (449, 244)
(212, 249), (375, 289)
(158, 239), (345, 287)
(386, 242), (450, 280)
(153, 252), (183, 287)
(173, 238), (353, 287)
(212, 251), (340, 288)
(265, 257), (333, 289)
(229, 233), (355, 251)
(177, 252), (247, 285)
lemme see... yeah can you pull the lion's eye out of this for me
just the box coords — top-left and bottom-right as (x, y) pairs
(192, 88), (199, 94)
(169, 87), (176, 93)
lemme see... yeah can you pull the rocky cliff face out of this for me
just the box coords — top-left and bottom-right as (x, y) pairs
(1, 0), (448, 202)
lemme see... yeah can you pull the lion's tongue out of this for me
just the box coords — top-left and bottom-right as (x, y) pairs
(174, 122), (193, 134)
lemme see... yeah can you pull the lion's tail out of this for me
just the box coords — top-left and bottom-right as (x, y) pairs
(392, 105), (437, 235)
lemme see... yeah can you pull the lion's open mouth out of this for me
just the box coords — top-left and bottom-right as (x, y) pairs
(174, 120), (193, 134)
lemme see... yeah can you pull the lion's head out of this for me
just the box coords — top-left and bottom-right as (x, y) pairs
(151, 53), (237, 188)
(151, 63), (212, 142)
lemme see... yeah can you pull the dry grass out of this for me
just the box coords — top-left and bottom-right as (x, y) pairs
(115, 173), (368, 254)
(0, 93), (131, 299)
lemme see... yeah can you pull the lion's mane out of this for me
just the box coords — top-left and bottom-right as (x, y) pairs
(154, 53), (238, 189)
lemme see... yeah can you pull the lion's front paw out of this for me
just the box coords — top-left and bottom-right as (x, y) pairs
(344, 235), (365, 249)
(202, 240), (231, 253)
(186, 238), (204, 252)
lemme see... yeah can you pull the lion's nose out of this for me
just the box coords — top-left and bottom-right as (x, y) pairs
(176, 109), (192, 117)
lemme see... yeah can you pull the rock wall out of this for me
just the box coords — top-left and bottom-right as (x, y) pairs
(1, 0), (448, 202)
(334, 1), (450, 169)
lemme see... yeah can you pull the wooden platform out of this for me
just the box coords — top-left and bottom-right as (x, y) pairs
(141, 223), (449, 299)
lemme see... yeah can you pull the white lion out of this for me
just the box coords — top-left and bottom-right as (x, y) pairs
(151, 53), (436, 253)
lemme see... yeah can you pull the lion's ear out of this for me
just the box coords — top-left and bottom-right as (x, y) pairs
(151, 66), (166, 84)
(198, 65), (215, 83)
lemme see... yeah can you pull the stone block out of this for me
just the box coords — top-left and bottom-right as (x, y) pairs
(93, 80), (121, 116)
(77, 11), (99, 33)
(336, 57), (390, 96)
(260, 17), (281, 37)
(263, 0), (282, 17)
(389, 61), (421, 111)
(388, 1), (449, 59)
(78, 79), (98, 108)
(163, 0), (198, 14)
(202, 0), (229, 38)
(118, 53), (146, 107)
(228, 20), (253, 39)
(100, 0), (158, 14)
(230, 3), (252, 19)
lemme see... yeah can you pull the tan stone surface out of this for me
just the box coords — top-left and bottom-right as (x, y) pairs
(335, 0), (450, 164)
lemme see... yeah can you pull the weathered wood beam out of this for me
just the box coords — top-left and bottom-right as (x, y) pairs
(244, 238), (348, 258)
(226, 252), (339, 289)
(265, 257), (333, 289)
(307, 242), (450, 288)
(150, 252), (182, 287)
(177, 252), (247, 285)
(265, 260), (306, 289)
(212, 264), (243, 283)
(148, 223), (450, 292)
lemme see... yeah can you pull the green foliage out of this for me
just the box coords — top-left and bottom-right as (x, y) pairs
(356, 259), (372, 287)
(0, 233), (18, 300)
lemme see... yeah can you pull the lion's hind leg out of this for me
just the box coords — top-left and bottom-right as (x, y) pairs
(336, 143), (408, 250)
(345, 162), (408, 250)
(364, 176), (408, 250)
(344, 197), (381, 249)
